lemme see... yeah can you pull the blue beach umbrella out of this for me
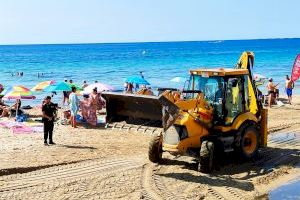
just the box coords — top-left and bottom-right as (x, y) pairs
(126, 76), (150, 85)
(44, 82), (72, 92)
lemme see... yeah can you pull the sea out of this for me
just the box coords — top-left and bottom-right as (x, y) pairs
(0, 38), (299, 104)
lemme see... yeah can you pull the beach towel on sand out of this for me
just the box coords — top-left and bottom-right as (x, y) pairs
(12, 126), (33, 134)
(0, 120), (43, 134)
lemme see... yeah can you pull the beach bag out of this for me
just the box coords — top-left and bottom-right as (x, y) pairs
(16, 114), (27, 122)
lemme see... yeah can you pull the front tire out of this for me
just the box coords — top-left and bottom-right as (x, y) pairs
(238, 126), (259, 159)
(198, 140), (214, 173)
(148, 134), (163, 163)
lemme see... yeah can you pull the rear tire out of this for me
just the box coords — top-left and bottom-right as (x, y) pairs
(148, 134), (163, 163)
(198, 140), (214, 173)
(238, 126), (259, 159)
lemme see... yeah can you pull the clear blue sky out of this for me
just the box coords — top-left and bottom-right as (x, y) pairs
(0, 0), (299, 44)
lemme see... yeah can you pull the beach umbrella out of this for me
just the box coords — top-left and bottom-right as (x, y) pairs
(31, 80), (55, 92)
(3, 91), (36, 100)
(13, 85), (30, 92)
(44, 82), (72, 92)
(126, 75), (150, 85)
(67, 83), (82, 91)
(83, 83), (115, 93)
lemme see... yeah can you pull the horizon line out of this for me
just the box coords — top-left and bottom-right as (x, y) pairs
(0, 37), (300, 46)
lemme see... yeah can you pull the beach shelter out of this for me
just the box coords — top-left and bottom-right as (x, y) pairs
(44, 82), (72, 92)
(125, 75), (150, 85)
(31, 80), (56, 92)
(83, 83), (115, 93)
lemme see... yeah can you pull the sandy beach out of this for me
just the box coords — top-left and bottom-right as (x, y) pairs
(0, 95), (299, 199)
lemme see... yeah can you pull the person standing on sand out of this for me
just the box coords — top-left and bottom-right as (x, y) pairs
(42, 96), (57, 145)
(89, 88), (99, 126)
(69, 86), (79, 128)
(266, 78), (277, 108)
(62, 79), (69, 106)
(285, 75), (294, 104)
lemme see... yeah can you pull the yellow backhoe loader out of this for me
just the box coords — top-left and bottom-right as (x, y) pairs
(102, 51), (268, 173)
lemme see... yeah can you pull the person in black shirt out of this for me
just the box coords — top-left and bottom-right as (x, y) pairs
(42, 96), (57, 145)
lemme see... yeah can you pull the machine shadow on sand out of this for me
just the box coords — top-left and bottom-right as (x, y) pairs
(157, 146), (299, 191)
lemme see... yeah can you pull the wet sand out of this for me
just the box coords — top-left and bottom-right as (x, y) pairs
(0, 95), (299, 199)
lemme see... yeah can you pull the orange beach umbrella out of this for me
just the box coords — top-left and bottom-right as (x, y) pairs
(31, 80), (56, 92)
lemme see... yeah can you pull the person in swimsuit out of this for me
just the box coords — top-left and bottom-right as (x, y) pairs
(285, 75), (294, 105)
(266, 78), (277, 108)
(69, 86), (79, 128)
(88, 88), (99, 126)
(62, 79), (69, 106)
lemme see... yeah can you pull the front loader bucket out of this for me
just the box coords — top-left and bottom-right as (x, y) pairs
(102, 92), (179, 129)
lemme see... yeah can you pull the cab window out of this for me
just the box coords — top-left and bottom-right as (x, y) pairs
(225, 77), (244, 124)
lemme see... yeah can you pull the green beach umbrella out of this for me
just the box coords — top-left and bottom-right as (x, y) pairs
(44, 82), (72, 92)
(67, 83), (82, 91)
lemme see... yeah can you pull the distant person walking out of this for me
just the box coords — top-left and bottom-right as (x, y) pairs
(42, 96), (57, 145)
(285, 75), (294, 104)
(69, 86), (79, 128)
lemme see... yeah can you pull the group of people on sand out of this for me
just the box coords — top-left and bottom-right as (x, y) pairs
(266, 75), (294, 107)
(41, 83), (104, 145)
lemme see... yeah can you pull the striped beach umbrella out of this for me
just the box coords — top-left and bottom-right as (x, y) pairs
(3, 91), (36, 100)
(13, 85), (30, 92)
(31, 80), (56, 91)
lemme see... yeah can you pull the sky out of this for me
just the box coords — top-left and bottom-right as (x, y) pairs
(0, 0), (299, 44)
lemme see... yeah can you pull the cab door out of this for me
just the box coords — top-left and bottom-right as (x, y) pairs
(224, 76), (246, 125)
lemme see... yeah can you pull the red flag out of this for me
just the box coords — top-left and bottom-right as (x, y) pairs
(291, 54), (300, 82)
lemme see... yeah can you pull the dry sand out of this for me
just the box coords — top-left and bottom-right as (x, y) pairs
(0, 95), (299, 199)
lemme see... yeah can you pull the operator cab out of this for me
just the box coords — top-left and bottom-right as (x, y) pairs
(185, 68), (250, 125)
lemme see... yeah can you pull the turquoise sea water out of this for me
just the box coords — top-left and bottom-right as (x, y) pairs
(0, 39), (299, 104)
